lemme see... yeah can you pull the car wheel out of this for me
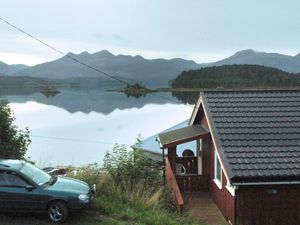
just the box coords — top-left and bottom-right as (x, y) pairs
(47, 201), (69, 223)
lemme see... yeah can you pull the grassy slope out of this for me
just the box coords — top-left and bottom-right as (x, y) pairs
(92, 194), (202, 225)
(66, 166), (205, 225)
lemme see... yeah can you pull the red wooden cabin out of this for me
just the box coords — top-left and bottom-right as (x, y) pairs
(157, 90), (300, 225)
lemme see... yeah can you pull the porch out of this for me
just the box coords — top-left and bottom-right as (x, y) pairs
(158, 125), (211, 209)
(164, 156), (227, 224)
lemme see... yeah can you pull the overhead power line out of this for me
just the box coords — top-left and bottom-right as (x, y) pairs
(0, 17), (194, 107)
(0, 17), (130, 86)
(31, 134), (132, 145)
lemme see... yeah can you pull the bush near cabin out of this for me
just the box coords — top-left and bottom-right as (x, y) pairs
(70, 144), (202, 225)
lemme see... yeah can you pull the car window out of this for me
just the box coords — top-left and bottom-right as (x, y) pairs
(20, 163), (51, 185)
(0, 171), (7, 186)
(0, 171), (29, 187)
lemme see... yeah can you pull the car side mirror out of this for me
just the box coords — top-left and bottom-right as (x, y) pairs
(25, 185), (35, 192)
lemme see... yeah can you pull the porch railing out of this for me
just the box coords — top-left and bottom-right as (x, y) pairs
(176, 156), (198, 174)
(176, 174), (209, 192)
(165, 157), (184, 212)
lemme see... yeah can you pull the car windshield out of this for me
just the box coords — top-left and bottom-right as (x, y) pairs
(20, 163), (51, 185)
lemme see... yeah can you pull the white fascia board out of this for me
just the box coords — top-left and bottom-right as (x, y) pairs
(201, 98), (230, 183)
(233, 181), (300, 186)
(189, 96), (202, 125)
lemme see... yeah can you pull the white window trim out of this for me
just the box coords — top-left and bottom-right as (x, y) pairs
(197, 139), (202, 175)
(214, 150), (222, 189)
(226, 182), (235, 196)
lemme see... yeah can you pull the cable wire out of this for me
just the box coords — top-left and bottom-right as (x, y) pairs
(0, 17), (130, 86)
(30, 134), (133, 145)
(0, 17), (195, 107)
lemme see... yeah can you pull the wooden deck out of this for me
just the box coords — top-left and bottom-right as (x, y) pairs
(184, 192), (228, 225)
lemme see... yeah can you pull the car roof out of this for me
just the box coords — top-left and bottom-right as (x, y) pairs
(0, 159), (25, 170)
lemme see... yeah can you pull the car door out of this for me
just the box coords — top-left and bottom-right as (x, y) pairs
(0, 170), (43, 210)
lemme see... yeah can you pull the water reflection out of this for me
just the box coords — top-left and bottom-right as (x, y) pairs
(3, 89), (182, 114)
(8, 98), (192, 166)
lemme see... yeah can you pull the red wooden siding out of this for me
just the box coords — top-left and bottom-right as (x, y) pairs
(226, 186), (235, 224)
(198, 105), (236, 224)
(237, 185), (300, 225)
(209, 140), (236, 224)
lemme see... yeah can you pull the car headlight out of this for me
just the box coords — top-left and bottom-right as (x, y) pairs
(78, 194), (89, 203)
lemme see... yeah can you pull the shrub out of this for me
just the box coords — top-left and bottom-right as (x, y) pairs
(103, 143), (163, 188)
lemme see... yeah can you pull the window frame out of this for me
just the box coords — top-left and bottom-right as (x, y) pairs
(213, 150), (222, 189)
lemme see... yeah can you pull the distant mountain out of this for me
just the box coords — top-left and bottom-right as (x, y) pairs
(15, 50), (200, 87)
(0, 61), (28, 75)
(10, 49), (300, 88)
(202, 49), (300, 73)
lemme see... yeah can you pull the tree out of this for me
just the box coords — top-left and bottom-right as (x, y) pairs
(0, 100), (31, 159)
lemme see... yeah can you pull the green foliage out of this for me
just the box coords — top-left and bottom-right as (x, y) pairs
(93, 194), (200, 225)
(67, 140), (204, 225)
(70, 169), (201, 225)
(123, 83), (153, 98)
(171, 64), (300, 89)
(103, 143), (163, 188)
(0, 100), (31, 159)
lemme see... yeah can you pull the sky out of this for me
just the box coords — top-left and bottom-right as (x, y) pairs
(1, 0), (300, 65)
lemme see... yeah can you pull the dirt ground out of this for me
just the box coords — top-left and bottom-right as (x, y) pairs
(0, 210), (103, 225)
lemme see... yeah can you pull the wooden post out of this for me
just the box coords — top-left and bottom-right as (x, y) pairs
(168, 146), (177, 173)
(162, 148), (166, 185)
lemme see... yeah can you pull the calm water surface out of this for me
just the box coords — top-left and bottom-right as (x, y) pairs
(4, 90), (193, 166)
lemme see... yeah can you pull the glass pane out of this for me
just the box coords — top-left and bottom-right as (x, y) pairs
(0, 172), (6, 185)
(216, 157), (221, 181)
(3, 172), (28, 187)
(20, 163), (51, 185)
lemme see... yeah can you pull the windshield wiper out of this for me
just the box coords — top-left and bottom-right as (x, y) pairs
(43, 176), (57, 186)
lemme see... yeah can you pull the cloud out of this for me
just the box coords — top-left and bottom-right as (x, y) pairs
(113, 34), (131, 43)
(92, 33), (103, 39)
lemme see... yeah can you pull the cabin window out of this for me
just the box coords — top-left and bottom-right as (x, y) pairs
(214, 151), (222, 189)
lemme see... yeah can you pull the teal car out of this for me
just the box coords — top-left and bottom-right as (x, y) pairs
(0, 159), (96, 223)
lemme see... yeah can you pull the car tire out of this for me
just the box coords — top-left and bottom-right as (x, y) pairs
(47, 201), (69, 223)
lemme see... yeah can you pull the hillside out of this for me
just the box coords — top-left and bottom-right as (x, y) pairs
(0, 61), (28, 75)
(201, 49), (300, 73)
(14, 50), (200, 87)
(171, 64), (300, 89)
(0, 75), (56, 95)
(6, 49), (300, 88)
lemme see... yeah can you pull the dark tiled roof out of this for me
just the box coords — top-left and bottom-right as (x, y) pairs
(202, 90), (300, 182)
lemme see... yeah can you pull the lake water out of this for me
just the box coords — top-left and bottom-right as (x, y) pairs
(3, 89), (193, 167)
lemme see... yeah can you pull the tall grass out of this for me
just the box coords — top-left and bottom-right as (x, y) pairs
(68, 144), (203, 225)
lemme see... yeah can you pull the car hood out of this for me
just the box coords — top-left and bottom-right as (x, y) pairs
(45, 177), (90, 194)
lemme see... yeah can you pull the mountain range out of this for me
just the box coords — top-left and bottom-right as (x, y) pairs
(11, 50), (200, 87)
(0, 61), (27, 75)
(1, 49), (300, 88)
(202, 49), (300, 73)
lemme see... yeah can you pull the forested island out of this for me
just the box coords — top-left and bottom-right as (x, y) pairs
(171, 64), (300, 89)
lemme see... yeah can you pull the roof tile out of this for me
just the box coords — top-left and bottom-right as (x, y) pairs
(203, 90), (300, 180)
